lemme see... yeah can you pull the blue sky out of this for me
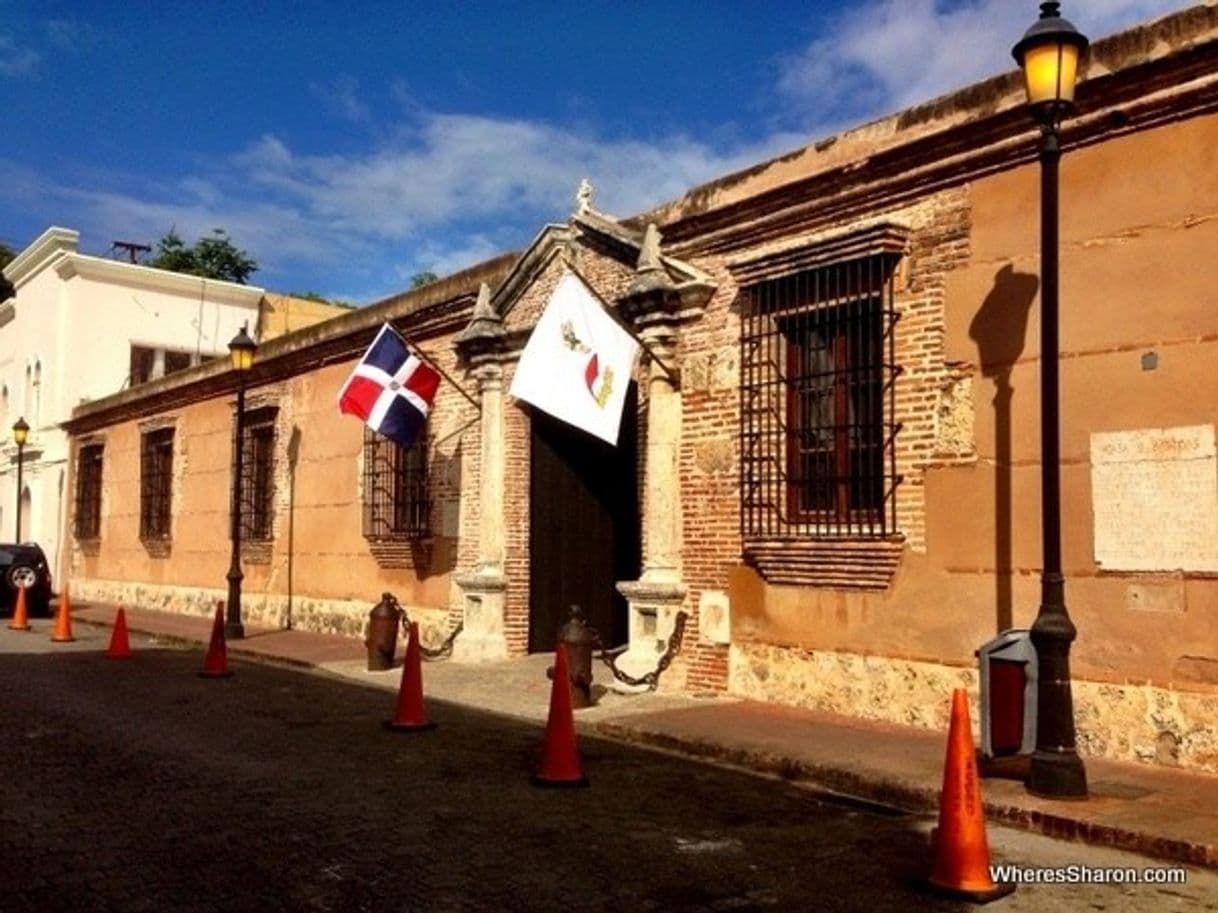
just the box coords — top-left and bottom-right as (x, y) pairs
(0, 0), (1191, 303)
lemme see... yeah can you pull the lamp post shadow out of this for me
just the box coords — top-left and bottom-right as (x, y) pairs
(969, 263), (1038, 634)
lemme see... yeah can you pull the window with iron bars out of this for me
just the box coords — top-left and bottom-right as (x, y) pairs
(740, 255), (902, 539)
(139, 427), (174, 540)
(74, 443), (104, 539)
(233, 406), (277, 541)
(362, 427), (430, 540)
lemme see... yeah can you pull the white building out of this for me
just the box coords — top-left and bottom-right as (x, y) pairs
(0, 226), (265, 582)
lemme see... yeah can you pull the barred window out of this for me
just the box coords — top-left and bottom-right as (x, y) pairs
(235, 406), (277, 541)
(74, 444), (104, 539)
(740, 256), (902, 539)
(362, 427), (430, 540)
(139, 427), (174, 540)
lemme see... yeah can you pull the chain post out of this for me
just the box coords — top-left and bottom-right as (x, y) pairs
(597, 611), (689, 691)
(393, 594), (465, 660)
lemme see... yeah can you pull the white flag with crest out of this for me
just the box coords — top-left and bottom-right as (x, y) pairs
(509, 270), (640, 445)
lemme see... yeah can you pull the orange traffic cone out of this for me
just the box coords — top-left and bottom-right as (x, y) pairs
(50, 586), (75, 643)
(532, 643), (588, 788)
(7, 586), (31, 631)
(105, 607), (133, 659)
(927, 689), (1014, 903)
(384, 622), (435, 731)
(199, 605), (232, 678)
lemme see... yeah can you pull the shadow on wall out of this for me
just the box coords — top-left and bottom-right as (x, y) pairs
(419, 440), (461, 580)
(285, 425), (302, 630)
(969, 263), (1038, 633)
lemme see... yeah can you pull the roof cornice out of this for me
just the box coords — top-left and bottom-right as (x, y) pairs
(53, 253), (266, 305)
(3, 226), (79, 288)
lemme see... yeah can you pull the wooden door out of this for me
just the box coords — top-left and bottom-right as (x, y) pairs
(528, 384), (638, 652)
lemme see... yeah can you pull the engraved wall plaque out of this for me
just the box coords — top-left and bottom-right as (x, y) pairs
(1090, 425), (1218, 572)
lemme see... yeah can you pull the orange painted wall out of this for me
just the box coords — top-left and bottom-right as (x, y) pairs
(730, 112), (1218, 693)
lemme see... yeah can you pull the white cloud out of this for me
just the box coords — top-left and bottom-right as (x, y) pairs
(778, 0), (1193, 122)
(1, 107), (789, 299)
(309, 75), (370, 122)
(0, 35), (39, 77)
(237, 113), (803, 237)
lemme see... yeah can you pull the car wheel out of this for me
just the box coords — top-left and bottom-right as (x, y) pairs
(7, 564), (38, 590)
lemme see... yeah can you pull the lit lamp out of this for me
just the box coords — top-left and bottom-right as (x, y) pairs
(12, 417), (28, 541)
(1012, 1), (1089, 799)
(225, 322), (258, 639)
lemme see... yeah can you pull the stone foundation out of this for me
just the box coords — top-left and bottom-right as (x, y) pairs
(730, 642), (1218, 774)
(70, 577), (454, 647)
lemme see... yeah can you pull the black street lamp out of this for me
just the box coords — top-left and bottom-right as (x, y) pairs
(12, 417), (28, 541)
(1012, 1), (1090, 799)
(225, 322), (258, 640)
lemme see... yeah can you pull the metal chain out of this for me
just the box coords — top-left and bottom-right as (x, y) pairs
(597, 611), (688, 691)
(389, 594), (463, 660)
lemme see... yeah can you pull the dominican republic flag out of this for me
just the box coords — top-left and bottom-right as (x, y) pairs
(509, 270), (639, 445)
(337, 323), (440, 449)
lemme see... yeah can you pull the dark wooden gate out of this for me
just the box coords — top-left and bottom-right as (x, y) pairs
(528, 384), (639, 652)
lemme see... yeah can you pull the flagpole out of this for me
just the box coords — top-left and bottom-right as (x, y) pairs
(429, 415), (480, 448)
(399, 333), (482, 412)
(562, 263), (681, 389)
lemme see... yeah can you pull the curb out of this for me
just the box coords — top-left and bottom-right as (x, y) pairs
(74, 617), (321, 673)
(592, 720), (1218, 871)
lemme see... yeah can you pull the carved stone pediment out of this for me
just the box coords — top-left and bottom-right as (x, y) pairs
(454, 203), (716, 359)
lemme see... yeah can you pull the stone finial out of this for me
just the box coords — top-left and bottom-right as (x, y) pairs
(576, 178), (594, 214)
(471, 282), (495, 321)
(623, 222), (676, 300)
(636, 223), (663, 273)
(456, 282), (503, 346)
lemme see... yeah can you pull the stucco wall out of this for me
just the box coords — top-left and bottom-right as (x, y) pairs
(69, 341), (473, 636)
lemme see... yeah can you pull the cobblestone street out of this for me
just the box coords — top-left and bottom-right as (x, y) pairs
(2, 627), (1216, 912)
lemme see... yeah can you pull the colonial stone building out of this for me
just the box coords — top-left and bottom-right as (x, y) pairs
(63, 7), (1218, 772)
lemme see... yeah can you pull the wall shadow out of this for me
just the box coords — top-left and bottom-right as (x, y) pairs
(968, 264), (1038, 633)
(284, 425), (302, 630)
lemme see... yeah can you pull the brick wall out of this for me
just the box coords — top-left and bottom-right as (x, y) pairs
(676, 257), (742, 692)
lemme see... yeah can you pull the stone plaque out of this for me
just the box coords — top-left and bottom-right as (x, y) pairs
(1091, 425), (1218, 572)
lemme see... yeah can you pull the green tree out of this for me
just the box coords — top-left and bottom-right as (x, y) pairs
(287, 290), (331, 303)
(149, 228), (258, 284)
(0, 243), (15, 301)
(410, 271), (438, 289)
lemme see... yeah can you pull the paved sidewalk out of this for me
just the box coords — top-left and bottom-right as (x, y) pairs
(73, 602), (1218, 870)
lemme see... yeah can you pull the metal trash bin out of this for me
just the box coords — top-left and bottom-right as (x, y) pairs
(976, 629), (1038, 760)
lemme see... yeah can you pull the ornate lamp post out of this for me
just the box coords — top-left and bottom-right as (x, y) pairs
(12, 417), (28, 541)
(225, 323), (258, 640)
(1012, 1), (1089, 799)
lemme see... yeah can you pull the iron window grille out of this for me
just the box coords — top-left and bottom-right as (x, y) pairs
(139, 427), (174, 540)
(362, 427), (430, 540)
(74, 444), (104, 539)
(233, 406), (277, 541)
(740, 255), (903, 539)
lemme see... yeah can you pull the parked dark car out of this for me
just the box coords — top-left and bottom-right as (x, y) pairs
(0, 543), (53, 617)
